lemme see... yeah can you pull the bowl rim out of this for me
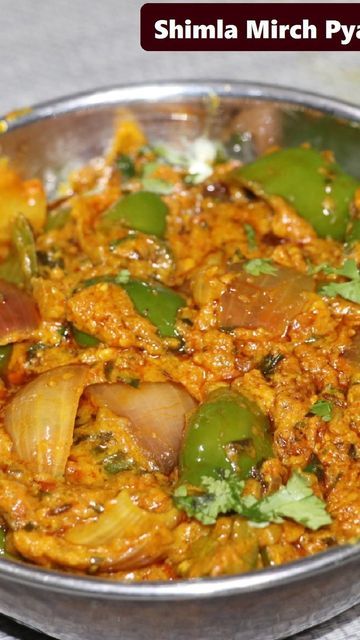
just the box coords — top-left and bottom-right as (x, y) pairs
(2, 79), (360, 130)
(0, 80), (359, 600)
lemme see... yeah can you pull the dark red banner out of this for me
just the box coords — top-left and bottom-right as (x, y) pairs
(141, 3), (360, 51)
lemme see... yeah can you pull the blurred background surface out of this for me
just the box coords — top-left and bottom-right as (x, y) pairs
(0, 0), (359, 113)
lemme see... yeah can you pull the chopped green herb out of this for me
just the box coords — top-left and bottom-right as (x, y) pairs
(244, 223), (257, 251)
(58, 323), (71, 339)
(259, 353), (284, 379)
(309, 399), (333, 422)
(27, 342), (47, 360)
(142, 162), (174, 195)
(174, 471), (331, 530)
(72, 326), (100, 348)
(114, 269), (131, 285)
(318, 259), (360, 305)
(45, 207), (71, 232)
(102, 451), (134, 475)
(304, 453), (325, 481)
(142, 177), (174, 195)
(79, 269), (130, 290)
(116, 154), (136, 179)
(306, 261), (333, 276)
(244, 258), (278, 277)
(184, 173), (202, 185)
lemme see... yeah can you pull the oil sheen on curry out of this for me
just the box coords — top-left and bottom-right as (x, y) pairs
(0, 117), (358, 581)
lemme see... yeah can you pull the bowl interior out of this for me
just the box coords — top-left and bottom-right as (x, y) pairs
(2, 82), (360, 195)
(0, 81), (359, 597)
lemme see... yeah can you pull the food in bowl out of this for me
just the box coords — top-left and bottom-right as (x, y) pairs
(0, 116), (358, 581)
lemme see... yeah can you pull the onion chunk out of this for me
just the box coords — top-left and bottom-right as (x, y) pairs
(4, 364), (89, 476)
(0, 280), (39, 345)
(87, 382), (196, 473)
(220, 266), (314, 335)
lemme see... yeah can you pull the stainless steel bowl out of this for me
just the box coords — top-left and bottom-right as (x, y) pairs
(0, 81), (359, 640)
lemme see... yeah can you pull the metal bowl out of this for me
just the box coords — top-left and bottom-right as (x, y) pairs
(0, 81), (359, 640)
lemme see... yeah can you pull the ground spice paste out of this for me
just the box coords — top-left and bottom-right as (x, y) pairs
(0, 118), (358, 580)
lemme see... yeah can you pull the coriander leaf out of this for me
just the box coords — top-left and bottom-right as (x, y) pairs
(114, 269), (131, 285)
(244, 258), (278, 277)
(336, 259), (359, 280)
(116, 154), (135, 179)
(252, 472), (332, 530)
(309, 399), (333, 422)
(173, 472), (331, 531)
(141, 161), (174, 195)
(304, 453), (325, 481)
(244, 223), (257, 251)
(307, 262), (333, 276)
(173, 474), (241, 525)
(78, 269), (130, 290)
(320, 280), (360, 304)
(319, 259), (360, 304)
(142, 177), (174, 195)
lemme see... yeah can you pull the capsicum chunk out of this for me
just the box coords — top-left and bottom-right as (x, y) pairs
(235, 147), (359, 241)
(0, 345), (12, 376)
(179, 388), (273, 486)
(123, 280), (185, 338)
(72, 326), (100, 348)
(102, 191), (168, 238)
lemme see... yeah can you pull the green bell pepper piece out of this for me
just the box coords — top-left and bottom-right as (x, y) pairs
(346, 219), (360, 243)
(72, 326), (100, 347)
(0, 344), (12, 376)
(123, 280), (185, 338)
(235, 148), (359, 241)
(45, 207), (71, 232)
(179, 388), (273, 486)
(102, 191), (168, 238)
(12, 214), (38, 281)
(0, 254), (24, 285)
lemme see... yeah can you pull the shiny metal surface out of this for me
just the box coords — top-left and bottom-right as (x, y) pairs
(0, 81), (359, 640)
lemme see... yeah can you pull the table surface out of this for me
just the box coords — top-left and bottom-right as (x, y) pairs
(0, 0), (359, 638)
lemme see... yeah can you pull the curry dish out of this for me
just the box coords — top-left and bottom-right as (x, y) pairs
(0, 118), (358, 581)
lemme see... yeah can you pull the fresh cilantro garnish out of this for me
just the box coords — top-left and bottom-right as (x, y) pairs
(142, 177), (174, 195)
(307, 262), (334, 276)
(142, 161), (174, 195)
(79, 269), (130, 290)
(309, 399), (333, 422)
(304, 453), (325, 481)
(116, 154), (135, 179)
(174, 471), (331, 531)
(114, 269), (131, 285)
(102, 451), (134, 475)
(244, 223), (257, 251)
(316, 259), (360, 305)
(244, 258), (278, 277)
(241, 473), (332, 530)
(153, 138), (217, 185)
(174, 473), (244, 526)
